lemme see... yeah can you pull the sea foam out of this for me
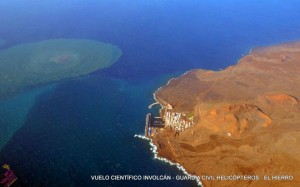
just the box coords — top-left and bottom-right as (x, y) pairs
(134, 134), (203, 186)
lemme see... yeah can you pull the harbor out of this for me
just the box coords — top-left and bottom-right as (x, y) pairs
(144, 104), (195, 137)
(144, 113), (165, 137)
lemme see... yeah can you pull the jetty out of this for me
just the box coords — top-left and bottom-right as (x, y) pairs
(144, 113), (165, 137)
(145, 113), (151, 136)
(148, 102), (159, 109)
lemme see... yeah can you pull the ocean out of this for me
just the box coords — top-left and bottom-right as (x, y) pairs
(1, 0), (300, 186)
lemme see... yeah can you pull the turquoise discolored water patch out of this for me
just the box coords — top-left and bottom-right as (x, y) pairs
(0, 39), (122, 99)
(0, 84), (56, 151)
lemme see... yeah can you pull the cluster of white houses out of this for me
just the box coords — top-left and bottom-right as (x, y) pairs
(164, 111), (194, 132)
(145, 102), (195, 137)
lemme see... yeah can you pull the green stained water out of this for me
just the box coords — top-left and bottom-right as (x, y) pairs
(0, 39), (122, 99)
(0, 84), (56, 150)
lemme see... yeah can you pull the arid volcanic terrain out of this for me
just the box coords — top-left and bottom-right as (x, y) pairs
(153, 41), (300, 187)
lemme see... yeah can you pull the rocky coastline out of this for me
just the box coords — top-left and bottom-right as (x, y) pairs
(147, 41), (300, 187)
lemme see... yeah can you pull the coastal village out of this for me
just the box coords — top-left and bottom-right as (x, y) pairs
(145, 102), (194, 137)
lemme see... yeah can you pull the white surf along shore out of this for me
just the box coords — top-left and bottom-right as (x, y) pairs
(134, 134), (203, 186)
(136, 70), (203, 186)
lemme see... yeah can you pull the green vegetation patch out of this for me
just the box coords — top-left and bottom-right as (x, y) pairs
(186, 112), (195, 119)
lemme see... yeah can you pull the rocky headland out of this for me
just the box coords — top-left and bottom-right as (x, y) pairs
(152, 41), (300, 187)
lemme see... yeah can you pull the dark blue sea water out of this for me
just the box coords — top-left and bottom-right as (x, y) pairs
(1, 0), (300, 186)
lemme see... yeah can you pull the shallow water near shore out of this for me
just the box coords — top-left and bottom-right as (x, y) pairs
(1, 0), (300, 186)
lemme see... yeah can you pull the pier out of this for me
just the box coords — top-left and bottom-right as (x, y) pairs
(144, 113), (165, 137)
(148, 102), (159, 109)
(145, 113), (151, 136)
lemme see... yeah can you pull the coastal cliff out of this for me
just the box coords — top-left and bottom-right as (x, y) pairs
(152, 41), (300, 187)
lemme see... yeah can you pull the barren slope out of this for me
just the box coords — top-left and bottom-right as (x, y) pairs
(153, 41), (300, 187)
